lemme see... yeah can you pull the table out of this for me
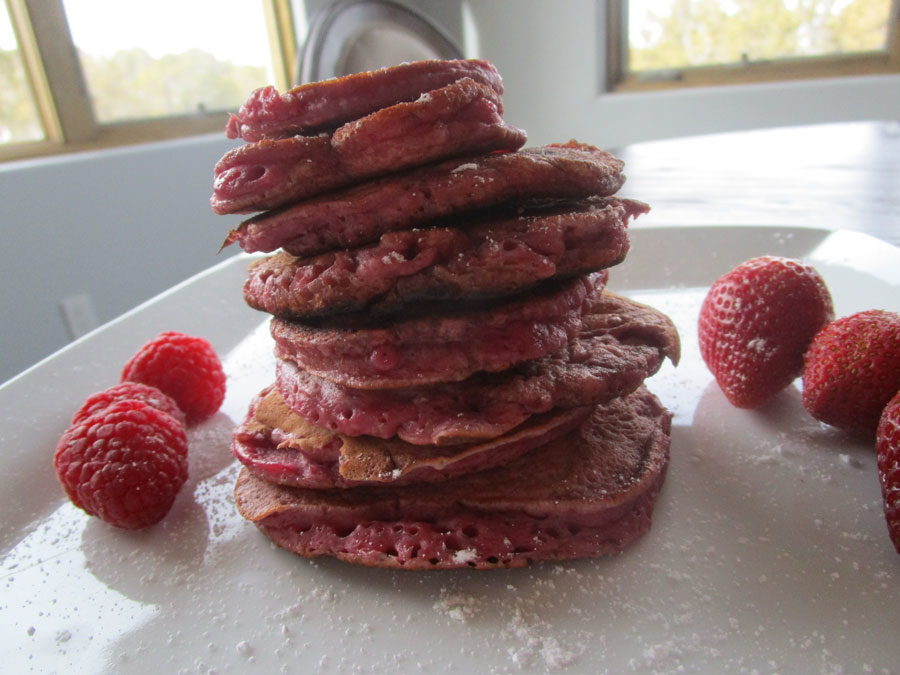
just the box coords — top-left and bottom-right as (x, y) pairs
(615, 120), (900, 247)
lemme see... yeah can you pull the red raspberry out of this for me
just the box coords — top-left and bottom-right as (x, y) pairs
(877, 392), (900, 554)
(53, 400), (189, 529)
(802, 310), (900, 436)
(698, 256), (833, 408)
(121, 331), (226, 424)
(71, 381), (185, 426)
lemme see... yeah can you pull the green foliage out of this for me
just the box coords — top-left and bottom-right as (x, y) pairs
(0, 49), (43, 143)
(1, 46), (266, 144)
(630, 0), (892, 71)
(79, 48), (266, 122)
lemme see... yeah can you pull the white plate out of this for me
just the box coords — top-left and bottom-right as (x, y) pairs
(3, 225), (899, 674)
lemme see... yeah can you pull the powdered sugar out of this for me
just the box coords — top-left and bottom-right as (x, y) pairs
(451, 548), (478, 565)
(380, 250), (407, 265)
(433, 589), (481, 622)
(432, 579), (593, 670)
(502, 607), (588, 669)
(451, 162), (479, 173)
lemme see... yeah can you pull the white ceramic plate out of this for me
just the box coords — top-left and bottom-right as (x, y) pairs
(3, 225), (899, 674)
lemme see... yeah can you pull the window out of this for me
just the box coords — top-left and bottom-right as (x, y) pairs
(0, 4), (42, 144)
(607, 0), (900, 91)
(0, 0), (297, 162)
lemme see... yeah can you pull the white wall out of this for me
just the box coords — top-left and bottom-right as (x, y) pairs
(0, 134), (243, 383)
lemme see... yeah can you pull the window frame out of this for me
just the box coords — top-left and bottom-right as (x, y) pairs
(2, 0), (297, 162)
(606, 0), (900, 92)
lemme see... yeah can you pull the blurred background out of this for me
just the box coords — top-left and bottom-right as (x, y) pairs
(1, 0), (898, 382)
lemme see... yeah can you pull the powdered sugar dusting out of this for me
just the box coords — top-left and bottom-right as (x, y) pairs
(433, 588), (481, 622)
(450, 162), (479, 173)
(503, 607), (588, 669)
(432, 576), (594, 670)
(451, 548), (478, 565)
(380, 250), (406, 265)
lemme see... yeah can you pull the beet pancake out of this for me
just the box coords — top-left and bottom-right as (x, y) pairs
(234, 386), (671, 569)
(225, 141), (627, 256)
(275, 290), (680, 445)
(243, 197), (644, 320)
(226, 59), (503, 142)
(211, 78), (526, 214)
(270, 274), (600, 390)
(232, 385), (590, 488)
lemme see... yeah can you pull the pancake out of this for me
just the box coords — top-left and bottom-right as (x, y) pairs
(274, 290), (680, 445)
(232, 385), (590, 488)
(224, 141), (627, 256)
(233, 386), (672, 569)
(211, 78), (526, 214)
(269, 274), (601, 390)
(226, 59), (504, 141)
(242, 197), (642, 320)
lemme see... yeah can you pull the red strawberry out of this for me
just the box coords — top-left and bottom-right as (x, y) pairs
(802, 310), (900, 436)
(876, 391), (900, 554)
(698, 256), (833, 408)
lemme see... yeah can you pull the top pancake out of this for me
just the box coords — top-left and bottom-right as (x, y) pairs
(226, 59), (504, 141)
(211, 77), (526, 214)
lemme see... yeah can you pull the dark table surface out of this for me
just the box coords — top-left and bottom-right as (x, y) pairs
(615, 120), (900, 248)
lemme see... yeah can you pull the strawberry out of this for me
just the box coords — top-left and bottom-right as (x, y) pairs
(698, 256), (833, 408)
(877, 391), (900, 554)
(802, 310), (900, 436)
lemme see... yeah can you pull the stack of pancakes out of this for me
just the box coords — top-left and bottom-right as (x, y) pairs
(211, 60), (680, 569)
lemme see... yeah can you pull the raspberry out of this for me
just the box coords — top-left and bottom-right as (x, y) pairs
(877, 392), (900, 554)
(698, 256), (833, 408)
(53, 400), (189, 529)
(71, 381), (185, 426)
(802, 310), (900, 436)
(121, 331), (226, 424)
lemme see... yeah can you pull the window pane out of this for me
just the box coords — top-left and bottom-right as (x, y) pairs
(0, 6), (44, 144)
(628, 0), (894, 72)
(62, 0), (273, 123)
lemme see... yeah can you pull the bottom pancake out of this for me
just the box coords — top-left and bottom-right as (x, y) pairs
(233, 387), (671, 570)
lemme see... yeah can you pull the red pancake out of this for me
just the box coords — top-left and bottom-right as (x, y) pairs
(226, 59), (504, 141)
(242, 197), (643, 320)
(232, 385), (590, 488)
(211, 78), (526, 214)
(225, 141), (627, 256)
(233, 387), (672, 569)
(274, 290), (680, 445)
(269, 274), (601, 390)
